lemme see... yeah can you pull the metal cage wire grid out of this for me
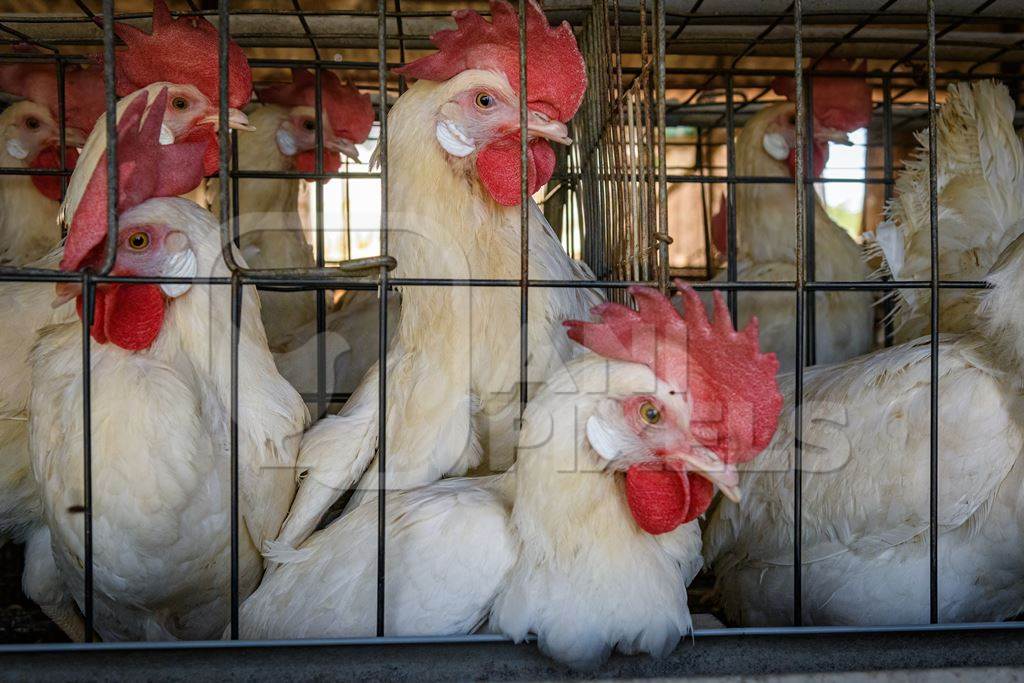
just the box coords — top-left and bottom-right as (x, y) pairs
(0, 0), (1021, 651)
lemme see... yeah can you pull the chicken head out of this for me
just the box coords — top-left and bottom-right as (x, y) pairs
(107, 0), (254, 174)
(257, 68), (374, 175)
(59, 87), (208, 351)
(765, 59), (873, 179)
(395, 0), (587, 206)
(565, 281), (783, 534)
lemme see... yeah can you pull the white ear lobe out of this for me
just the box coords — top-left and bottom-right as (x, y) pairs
(436, 120), (475, 158)
(586, 415), (622, 461)
(276, 127), (298, 157)
(762, 132), (790, 161)
(160, 248), (197, 298)
(5, 139), (28, 160)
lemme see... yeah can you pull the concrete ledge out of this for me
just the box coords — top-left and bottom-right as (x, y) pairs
(2, 627), (1024, 681)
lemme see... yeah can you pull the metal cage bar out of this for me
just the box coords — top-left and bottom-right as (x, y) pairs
(927, 0), (940, 626)
(375, 0), (390, 638)
(792, 0), (806, 627)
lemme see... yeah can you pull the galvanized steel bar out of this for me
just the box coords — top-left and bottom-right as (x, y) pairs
(792, 0), (806, 627)
(376, 0), (390, 638)
(655, 0), (668, 292)
(217, 0), (241, 642)
(519, 0), (529, 414)
(927, 0), (940, 626)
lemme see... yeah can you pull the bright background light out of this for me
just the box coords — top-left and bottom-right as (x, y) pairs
(818, 127), (868, 239)
(307, 123), (382, 264)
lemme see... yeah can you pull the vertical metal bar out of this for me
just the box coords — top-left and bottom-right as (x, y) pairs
(927, 0), (940, 626)
(792, 0), (806, 628)
(56, 58), (68, 199)
(882, 76), (895, 347)
(803, 76), (817, 367)
(697, 128), (714, 279)
(314, 69), (328, 419)
(518, 0), (529, 414)
(80, 273), (94, 643)
(231, 130), (240, 249)
(376, 0), (390, 638)
(654, 0), (668, 292)
(99, 0), (118, 274)
(217, 0), (241, 641)
(229, 273), (241, 640)
(393, 0), (408, 96)
(725, 75), (738, 317)
(81, 0), (122, 642)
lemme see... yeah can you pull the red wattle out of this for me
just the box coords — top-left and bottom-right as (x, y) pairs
(30, 146), (79, 202)
(293, 149), (342, 180)
(76, 284), (166, 351)
(625, 463), (713, 534)
(476, 134), (556, 207)
(710, 194), (728, 255)
(786, 140), (828, 180)
(179, 126), (222, 177)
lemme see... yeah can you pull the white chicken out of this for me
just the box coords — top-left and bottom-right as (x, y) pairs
(710, 60), (875, 371)
(273, 0), (599, 550)
(208, 68), (378, 402)
(26, 91), (308, 642)
(0, 100), (85, 264)
(241, 283), (782, 669)
(0, 54), (102, 264)
(704, 228), (1024, 626)
(873, 80), (1024, 341)
(0, 0), (254, 557)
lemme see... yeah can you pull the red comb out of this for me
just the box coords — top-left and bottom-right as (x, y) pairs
(396, 0), (586, 123)
(61, 88), (209, 273)
(257, 68), (374, 143)
(0, 45), (106, 133)
(564, 281), (782, 464)
(108, 0), (252, 110)
(772, 59), (872, 132)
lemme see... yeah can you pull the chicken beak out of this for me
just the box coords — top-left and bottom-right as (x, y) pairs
(527, 111), (571, 146)
(677, 450), (742, 503)
(227, 108), (256, 132)
(815, 126), (854, 146)
(325, 138), (361, 162)
(199, 108), (256, 132)
(62, 128), (87, 149)
(52, 281), (82, 309)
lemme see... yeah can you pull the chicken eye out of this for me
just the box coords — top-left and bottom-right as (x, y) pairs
(639, 401), (661, 425)
(303, 119), (317, 132)
(475, 92), (494, 109)
(127, 232), (150, 251)
(25, 117), (40, 130)
(172, 97), (189, 111)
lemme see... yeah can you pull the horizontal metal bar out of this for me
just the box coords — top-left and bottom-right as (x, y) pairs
(0, 168), (73, 177)
(299, 392), (352, 403)
(3, 619), (1024, 656)
(233, 170), (381, 181)
(0, 271), (991, 292)
(663, 175), (894, 185)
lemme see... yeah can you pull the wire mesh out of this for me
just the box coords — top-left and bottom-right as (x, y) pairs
(0, 0), (1020, 653)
